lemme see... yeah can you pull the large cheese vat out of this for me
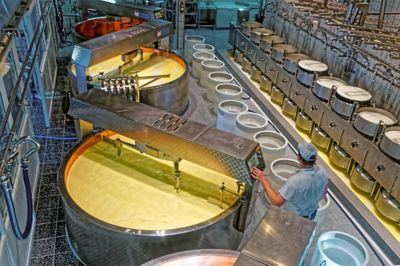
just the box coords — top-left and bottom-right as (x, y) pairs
(68, 48), (189, 115)
(58, 131), (248, 265)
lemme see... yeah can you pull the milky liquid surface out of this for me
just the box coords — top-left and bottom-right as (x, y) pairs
(66, 140), (228, 230)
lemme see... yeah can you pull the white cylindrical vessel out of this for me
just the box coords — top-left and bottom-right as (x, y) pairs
(200, 60), (225, 87)
(216, 100), (248, 133)
(234, 112), (268, 140)
(192, 51), (215, 79)
(184, 35), (205, 62)
(207, 72), (234, 102)
(193, 43), (215, 54)
(214, 83), (243, 113)
(269, 158), (300, 191)
(311, 231), (369, 266)
(254, 131), (288, 175)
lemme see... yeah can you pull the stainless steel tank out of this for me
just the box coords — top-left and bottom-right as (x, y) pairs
(270, 44), (297, 64)
(260, 35), (285, 53)
(330, 86), (371, 118)
(68, 48), (189, 115)
(379, 127), (400, 160)
(296, 60), (328, 87)
(283, 53), (310, 74)
(353, 107), (397, 138)
(58, 132), (250, 265)
(250, 28), (274, 44)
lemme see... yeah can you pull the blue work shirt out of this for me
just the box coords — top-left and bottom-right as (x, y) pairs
(279, 165), (328, 217)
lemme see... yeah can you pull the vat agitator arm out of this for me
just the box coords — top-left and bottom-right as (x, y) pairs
(104, 137), (182, 191)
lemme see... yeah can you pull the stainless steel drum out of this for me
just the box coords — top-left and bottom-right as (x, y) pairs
(260, 75), (272, 93)
(375, 188), (400, 223)
(296, 60), (328, 87)
(282, 97), (297, 118)
(296, 111), (313, 134)
(283, 53), (311, 74)
(59, 132), (249, 265)
(143, 249), (240, 266)
(260, 35), (285, 53)
(271, 86), (284, 105)
(353, 107), (397, 137)
(379, 127), (400, 160)
(329, 143), (352, 171)
(312, 76), (347, 101)
(234, 49), (244, 65)
(241, 21), (262, 37)
(311, 125), (331, 151)
(242, 57), (252, 73)
(68, 48), (189, 115)
(350, 164), (375, 194)
(250, 28), (274, 44)
(330, 86), (372, 118)
(271, 44), (298, 64)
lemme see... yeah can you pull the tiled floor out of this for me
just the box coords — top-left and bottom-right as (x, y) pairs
(30, 58), (81, 266)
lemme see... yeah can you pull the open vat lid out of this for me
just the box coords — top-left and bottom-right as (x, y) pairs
(72, 19), (173, 68)
(77, 0), (164, 21)
(68, 89), (265, 185)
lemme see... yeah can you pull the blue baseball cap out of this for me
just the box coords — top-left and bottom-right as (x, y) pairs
(298, 142), (317, 162)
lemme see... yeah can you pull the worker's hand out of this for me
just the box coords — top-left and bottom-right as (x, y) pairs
(251, 167), (265, 181)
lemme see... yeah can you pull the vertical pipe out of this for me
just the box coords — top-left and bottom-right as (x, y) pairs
(258, 0), (264, 21)
(378, 0), (387, 29)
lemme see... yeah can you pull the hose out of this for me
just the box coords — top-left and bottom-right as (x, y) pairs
(0, 159), (34, 240)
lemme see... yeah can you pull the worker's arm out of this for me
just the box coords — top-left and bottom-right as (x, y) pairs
(251, 167), (286, 207)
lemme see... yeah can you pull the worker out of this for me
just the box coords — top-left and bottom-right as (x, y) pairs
(251, 142), (329, 220)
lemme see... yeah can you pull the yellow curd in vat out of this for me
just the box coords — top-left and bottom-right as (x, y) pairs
(65, 133), (240, 230)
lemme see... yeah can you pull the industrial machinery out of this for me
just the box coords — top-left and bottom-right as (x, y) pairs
(226, 1), (400, 261)
(59, 89), (266, 265)
(69, 1), (188, 117)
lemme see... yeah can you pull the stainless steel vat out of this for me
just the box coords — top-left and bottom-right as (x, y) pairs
(283, 53), (310, 74)
(271, 44), (298, 64)
(353, 107), (397, 137)
(68, 48), (189, 115)
(282, 97), (297, 118)
(260, 75), (272, 93)
(295, 111), (313, 134)
(250, 28), (274, 44)
(312, 76), (347, 101)
(350, 164), (375, 194)
(271, 86), (284, 105)
(250, 66), (262, 82)
(311, 125), (331, 151)
(58, 132), (250, 265)
(330, 86), (371, 118)
(329, 143), (352, 171)
(142, 249), (240, 266)
(379, 127), (400, 160)
(375, 188), (400, 223)
(296, 60), (328, 87)
(260, 35), (285, 53)
(241, 21), (262, 37)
